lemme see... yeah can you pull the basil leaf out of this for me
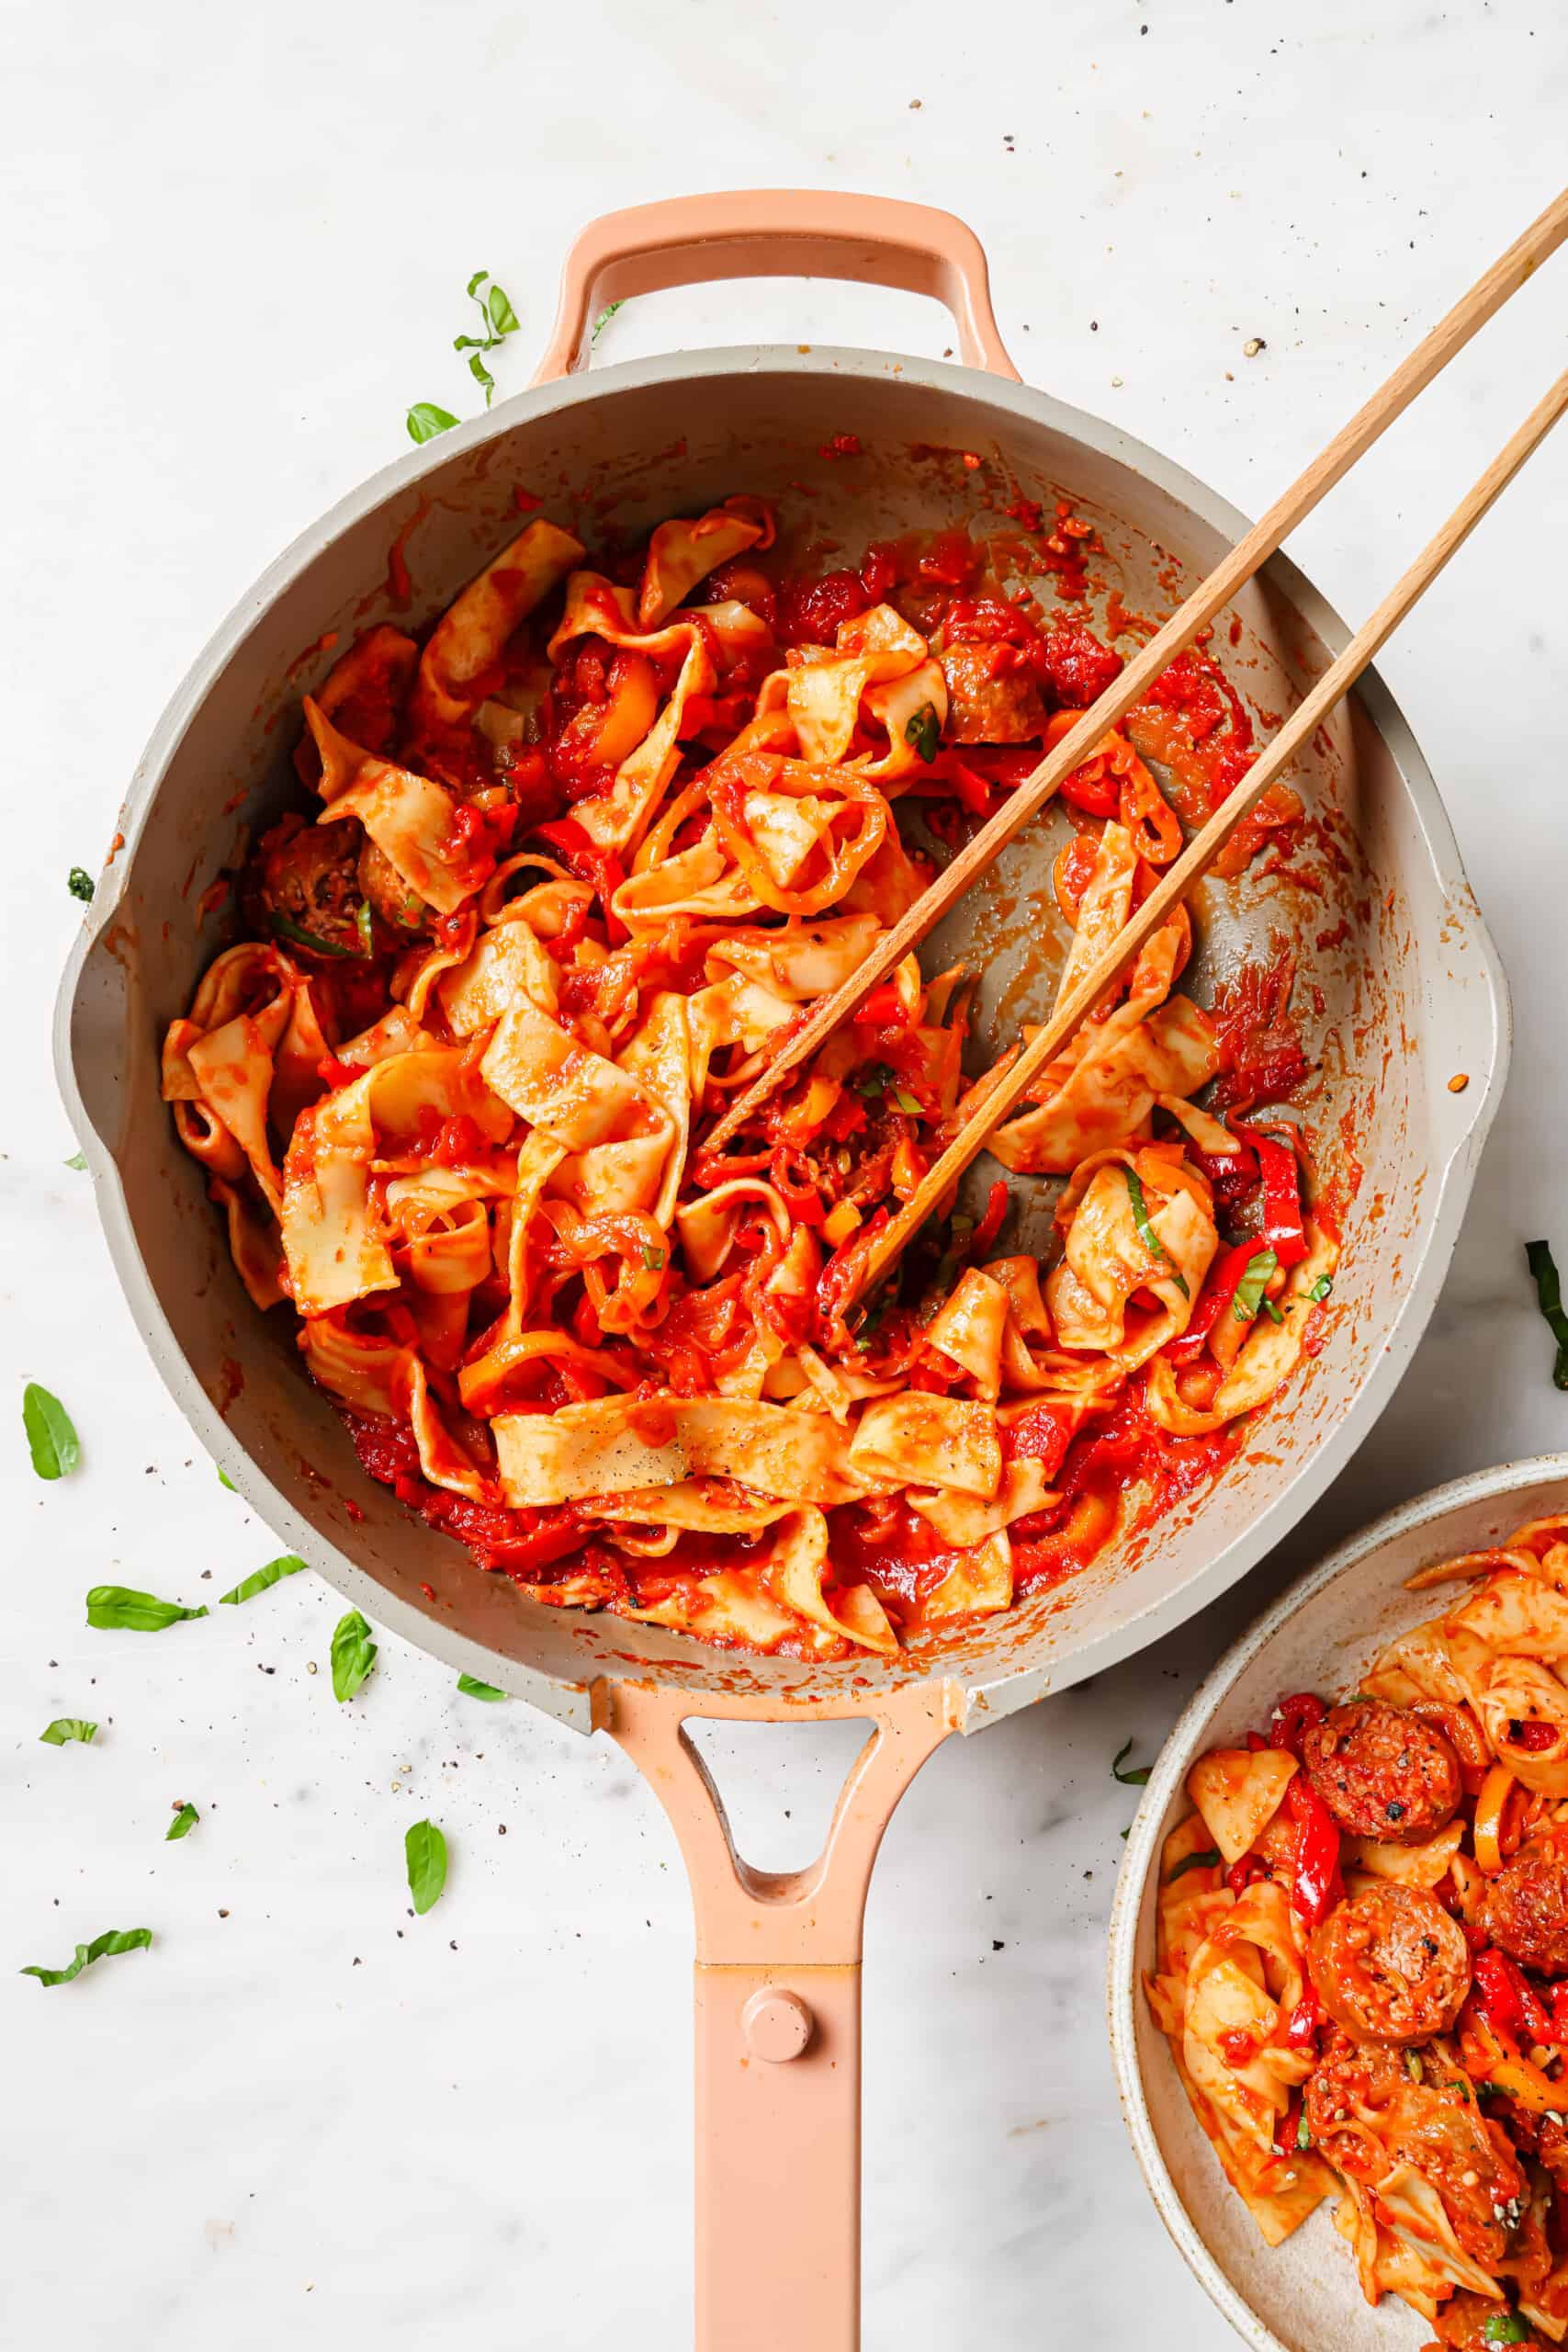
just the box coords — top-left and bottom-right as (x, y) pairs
(1527, 1239), (1568, 1391)
(405, 1819), (447, 1915)
(68, 866), (95, 902)
(24, 1383), (80, 1479)
(1261, 1298), (1285, 1324)
(854, 1065), (890, 1099)
(220, 1554), (307, 1607)
(903, 702), (941, 764)
(86, 1585), (208, 1631)
(355, 899), (375, 957)
(217, 1465), (237, 1490)
(63, 1150), (87, 1170)
(466, 268), (489, 300)
(165, 1802), (199, 1841)
(468, 350), (495, 405)
(331, 1608), (378, 1702)
(1483, 2316), (1530, 2346)
(1231, 1248), (1280, 1325)
(641, 1245), (666, 1272)
(1111, 1737), (1151, 1786)
(892, 1087), (922, 1115)
(592, 300), (624, 342)
(1165, 1846), (1222, 1884)
(457, 1673), (507, 1702)
(1295, 2110), (1312, 2150)
(407, 401), (459, 446)
(1307, 1274), (1333, 1303)
(39, 1718), (96, 1746)
(270, 911), (355, 960)
(1121, 1167), (1190, 1299)
(486, 284), (520, 337)
(22, 1926), (152, 1987)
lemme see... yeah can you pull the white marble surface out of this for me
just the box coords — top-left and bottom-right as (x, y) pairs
(6, 3), (1567, 2344)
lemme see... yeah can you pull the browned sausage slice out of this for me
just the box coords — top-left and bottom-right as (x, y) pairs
(1309, 1883), (1471, 2045)
(1299, 1699), (1461, 1844)
(1480, 1845), (1568, 1978)
(938, 645), (1046, 745)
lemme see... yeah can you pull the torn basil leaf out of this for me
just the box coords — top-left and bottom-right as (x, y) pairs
(1111, 1738), (1151, 1785)
(407, 401), (459, 445)
(903, 702), (941, 764)
(24, 1383), (80, 1479)
(1526, 1239), (1568, 1391)
(457, 1673), (507, 1702)
(39, 1718), (97, 1746)
(68, 866), (96, 902)
(1165, 1847), (1222, 1884)
(405, 1819), (447, 1916)
(331, 1609), (378, 1702)
(22, 1926), (152, 1986)
(220, 1555), (307, 1607)
(86, 1586), (208, 1631)
(165, 1803), (199, 1841)
(1231, 1248), (1279, 1325)
(1121, 1167), (1190, 1299)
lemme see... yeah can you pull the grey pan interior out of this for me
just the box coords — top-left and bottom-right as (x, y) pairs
(53, 345), (1508, 1733)
(1109, 1453), (1568, 2352)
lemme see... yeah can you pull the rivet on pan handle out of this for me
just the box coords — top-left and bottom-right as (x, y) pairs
(598, 1677), (962, 2351)
(531, 188), (1021, 384)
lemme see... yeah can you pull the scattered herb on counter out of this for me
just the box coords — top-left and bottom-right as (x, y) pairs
(67, 866), (95, 902)
(63, 1151), (87, 1170)
(904, 703), (941, 764)
(217, 1466), (237, 1490)
(406, 401), (459, 446)
(1111, 1738), (1151, 1786)
(1526, 1239), (1568, 1390)
(1164, 1847), (1222, 1884)
(453, 269), (521, 407)
(86, 1586), (208, 1632)
(457, 1674), (507, 1702)
(405, 1820), (448, 1916)
(592, 300), (624, 342)
(220, 1555), (308, 1607)
(39, 1718), (97, 1746)
(1232, 1248), (1280, 1326)
(331, 1609), (378, 1702)
(22, 1927), (152, 1987)
(24, 1382), (80, 1480)
(1122, 1167), (1190, 1299)
(165, 1803), (199, 1842)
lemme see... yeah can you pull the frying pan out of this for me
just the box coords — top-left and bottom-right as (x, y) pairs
(53, 191), (1508, 2348)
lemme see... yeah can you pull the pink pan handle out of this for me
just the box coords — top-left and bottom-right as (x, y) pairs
(532, 189), (1021, 384)
(601, 1679), (961, 2351)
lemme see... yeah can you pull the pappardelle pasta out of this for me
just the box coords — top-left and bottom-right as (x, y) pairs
(1145, 1516), (1568, 2348)
(164, 491), (1337, 1658)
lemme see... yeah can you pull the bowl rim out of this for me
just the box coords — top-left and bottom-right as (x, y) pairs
(1105, 1449), (1568, 2351)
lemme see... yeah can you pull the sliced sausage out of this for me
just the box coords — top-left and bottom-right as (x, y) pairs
(1299, 1698), (1461, 1844)
(1480, 1846), (1568, 1978)
(1309, 1883), (1471, 2045)
(254, 817), (367, 956)
(938, 645), (1046, 745)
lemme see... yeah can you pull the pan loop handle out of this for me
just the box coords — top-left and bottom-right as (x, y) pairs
(531, 189), (1021, 385)
(599, 1678), (960, 2352)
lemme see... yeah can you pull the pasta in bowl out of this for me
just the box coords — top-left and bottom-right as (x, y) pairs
(1111, 1462), (1568, 2352)
(162, 490), (1344, 1661)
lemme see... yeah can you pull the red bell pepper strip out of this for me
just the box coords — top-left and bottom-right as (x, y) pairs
(1187, 1134), (1259, 1209)
(854, 980), (911, 1026)
(535, 817), (629, 946)
(1269, 1691), (1327, 1760)
(1226, 1853), (1267, 1896)
(1165, 1239), (1263, 1365)
(968, 1178), (1010, 1261)
(1281, 1980), (1325, 2050)
(1284, 1776), (1342, 1928)
(768, 1144), (825, 1227)
(1473, 1948), (1553, 2045)
(1231, 1125), (1309, 1269)
(1550, 1984), (1568, 2044)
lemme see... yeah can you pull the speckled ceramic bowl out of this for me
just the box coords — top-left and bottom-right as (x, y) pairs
(1109, 1454), (1568, 2351)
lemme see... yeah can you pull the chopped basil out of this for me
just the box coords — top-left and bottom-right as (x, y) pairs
(1294, 2109), (1312, 2150)
(355, 899), (375, 956)
(67, 866), (95, 902)
(1231, 1248), (1279, 1325)
(331, 1609), (378, 1702)
(405, 1819), (447, 1916)
(592, 300), (624, 342)
(220, 1555), (307, 1606)
(1111, 1737), (1151, 1786)
(642, 1246), (666, 1273)
(271, 912), (355, 960)
(457, 1673), (507, 1702)
(23, 1383), (80, 1479)
(1483, 2316), (1530, 2346)
(892, 1087), (922, 1115)
(87, 1586), (208, 1631)
(165, 1803), (199, 1841)
(1307, 1274), (1334, 1303)
(1261, 1298), (1285, 1324)
(1526, 1239), (1568, 1391)
(407, 401), (459, 445)
(904, 702), (941, 764)
(1122, 1167), (1190, 1299)
(855, 1065), (892, 1099)
(1165, 1846), (1222, 1884)
(22, 1926), (152, 1987)
(451, 270), (520, 410)
(63, 1150), (87, 1170)
(39, 1718), (96, 1746)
